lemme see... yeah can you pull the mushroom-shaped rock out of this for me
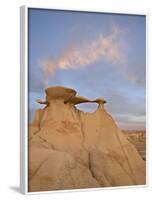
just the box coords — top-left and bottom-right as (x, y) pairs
(36, 86), (107, 109)
(45, 86), (77, 101)
(65, 96), (107, 107)
(29, 86), (145, 191)
(93, 98), (107, 104)
(93, 98), (106, 108)
(66, 96), (91, 105)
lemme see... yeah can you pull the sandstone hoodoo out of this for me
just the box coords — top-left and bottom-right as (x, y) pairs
(28, 86), (146, 192)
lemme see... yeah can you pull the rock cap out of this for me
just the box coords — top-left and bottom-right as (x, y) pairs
(36, 86), (106, 106)
(45, 86), (77, 101)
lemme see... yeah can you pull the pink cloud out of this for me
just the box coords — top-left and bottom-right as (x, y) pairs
(41, 25), (126, 81)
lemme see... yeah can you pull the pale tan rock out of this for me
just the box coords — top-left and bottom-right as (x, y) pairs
(124, 131), (146, 160)
(28, 86), (146, 192)
(29, 146), (100, 192)
(65, 96), (106, 105)
(66, 95), (91, 104)
(80, 108), (145, 186)
(45, 86), (77, 101)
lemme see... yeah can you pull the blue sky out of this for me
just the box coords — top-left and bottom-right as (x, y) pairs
(28, 8), (146, 130)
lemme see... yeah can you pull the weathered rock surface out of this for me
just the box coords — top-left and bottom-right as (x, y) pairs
(123, 131), (146, 161)
(28, 86), (146, 192)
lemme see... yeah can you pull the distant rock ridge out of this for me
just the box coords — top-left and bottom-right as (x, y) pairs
(29, 86), (146, 192)
(124, 131), (146, 161)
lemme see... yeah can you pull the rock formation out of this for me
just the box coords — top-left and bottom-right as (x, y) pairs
(28, 86), (146, 192)
(124, 131), (146, 161)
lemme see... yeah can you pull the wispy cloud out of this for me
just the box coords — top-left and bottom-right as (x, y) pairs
(125, 65), (146, 87)
(40, 26), (126, 84)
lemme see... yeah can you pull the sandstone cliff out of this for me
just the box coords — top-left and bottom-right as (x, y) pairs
(28, 86), (146, 192)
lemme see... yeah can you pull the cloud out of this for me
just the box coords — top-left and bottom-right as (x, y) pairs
(40, 25), (125, 85)
(125, 65), (146, 87)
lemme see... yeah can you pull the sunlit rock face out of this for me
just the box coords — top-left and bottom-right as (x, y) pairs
(28, 86), (146, 192)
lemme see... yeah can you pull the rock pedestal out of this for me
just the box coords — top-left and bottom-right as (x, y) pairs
(28, 86), (146, 192)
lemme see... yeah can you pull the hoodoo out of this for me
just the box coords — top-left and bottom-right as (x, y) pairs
(29, 86), (145, 192)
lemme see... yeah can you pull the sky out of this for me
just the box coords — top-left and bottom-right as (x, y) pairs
(28, 8), (146, 130)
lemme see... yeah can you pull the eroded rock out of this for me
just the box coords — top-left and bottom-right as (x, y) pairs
(28, 86), (146, 192)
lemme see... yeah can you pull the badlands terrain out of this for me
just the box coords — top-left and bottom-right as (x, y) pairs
(123, 131), (146, 161)
(28, 86), (146, 192)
